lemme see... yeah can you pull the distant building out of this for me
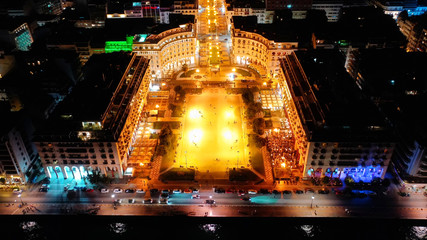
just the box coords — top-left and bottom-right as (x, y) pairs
(370, 0), (427, 20)
(33, 53), (151, 179)
(278, 50), (395, 181)
(0, 17), (35, 52)
(312, 0), (367, 22)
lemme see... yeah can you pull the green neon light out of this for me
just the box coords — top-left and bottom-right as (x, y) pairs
(105, 36), (134, 53)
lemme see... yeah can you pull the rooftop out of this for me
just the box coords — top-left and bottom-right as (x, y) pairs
(50, 52), (133, 123)
(233, 16), (310, 43)
(286, 50), (391, 142)
(357, 49), (427, 99)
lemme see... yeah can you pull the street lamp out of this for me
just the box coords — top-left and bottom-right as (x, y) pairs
(18, 194), (23, 205)
(311, 196), (315, 208)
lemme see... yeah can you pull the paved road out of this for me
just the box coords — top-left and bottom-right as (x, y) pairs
(1, 186), (426, 219)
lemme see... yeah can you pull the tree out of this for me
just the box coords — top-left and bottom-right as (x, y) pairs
(344, 176), (354, 186)
(181, 63), (188, 77)
(156, 144), (167, 156)
(321, 176), (330, 185)
(168, 103), (177, 112)
(252, 118), (266, 134)
(0, 177), (5, 184)
(254, 135), (266, 148)
(242, 89), (254, 105)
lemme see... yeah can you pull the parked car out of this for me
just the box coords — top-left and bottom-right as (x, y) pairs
(294, 189), (304, 194)
(283, 190), (292, 195)
(173, 189), (182, 194)
(192, 189), (199, 193)
(272, 190), (280, 195)
(205, 199), (215, 204)
(160, 193), (169, 199)
(136, 189), (145, 193)
(113, 188), (123, 193)
(161, 189), (170, 194)
(318, 189), (330, 194)
(183, 189), (192, 194)
(125, 189), (135, 193)
(241, 196), (251, 201)
(305, 188), (315, 193)
(150, 189), (159, 194)
(214, 188), (225, 193)
(238, 190), (246, 196)
(248, 190), (257, 194)
(159, 198), (168, 204)
(226, 189), (236, 193)
(128, 199), (135, 203)
(260, 189), (271, 194)
(143, 199), (153, 204)
(101, 188), (109, 193)
(85, 188), (94, 192)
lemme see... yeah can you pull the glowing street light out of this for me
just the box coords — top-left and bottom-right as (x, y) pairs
(311, 196), (315, 208)
(155, 104), (159, 108)
(196, 69), (200, 73)
(18, 194), (23, 205)
(232, 68), (236, 72)
(281, 162), (286, 168)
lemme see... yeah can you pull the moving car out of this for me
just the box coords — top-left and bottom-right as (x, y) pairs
(205, 199), (215, 204)
(125, 189), (135, 193)
(136, 189), (145, 193)
(13, 189), (22, 194)
(101, 188), (109, 193)
(85, 188), (94, 192)
(159, 198), (168, 204)
(191, 194), (200, 199)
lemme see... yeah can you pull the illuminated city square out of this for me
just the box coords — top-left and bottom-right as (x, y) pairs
(175, 88), (248, 176)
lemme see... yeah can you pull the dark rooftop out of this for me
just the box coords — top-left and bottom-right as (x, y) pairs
(315, 6), (406, 47)
(233, 16), (310, 43)
(105, 18), (155, 40)
(357, 49), (427, 99)
(295, 49), (391, 141)
(50, 52), (133, 124)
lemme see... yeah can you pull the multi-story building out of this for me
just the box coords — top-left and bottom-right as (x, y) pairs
(343, 48), (427, 183)
(0, 17), (35, 52)
(133, 23), (197, 78)
(370, 0), (427, 20)
(33, 53), (151, 179)
(231, 16), (298, 78)
(278, 50), (395, 181)
(312, 0), (367, 22)
(0, 112), (43, 184)
(397, 13), (427, 52)
(265, 0), (312, 11)
(226, 7), (275, 24)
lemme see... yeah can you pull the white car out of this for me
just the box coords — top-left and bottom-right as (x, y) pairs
(113, 188), (123, 193)
(101, 188), (109, 193)
(191, 194), (200, 199)
(173, 189), (182, 194)
(248, 189), (258, 194)
(136, 189), (145, 193)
